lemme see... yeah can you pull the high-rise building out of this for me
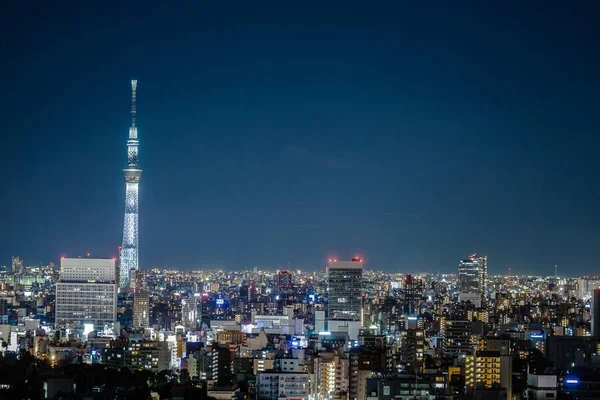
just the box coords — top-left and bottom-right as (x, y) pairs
(403, 274), (423, 315)
(182, 297), (197, 329)
(314, 351), (350, 399)
(458, 253), (488, 294)
(465, 351), (512, 398)
(400, 329), (425, 372)
(577, 278), (600, 300)
(55, 258), (117, 328)
(11, 256), (23, 274)
(592, 288), (600, 336)
(133, 270), (149, 328)
(120, 80), (142, 289)
(278, 270), (293, 290)
(443, 320), (473, 358)
(0, 298), (8, 324)
(327, 258), (363, 321)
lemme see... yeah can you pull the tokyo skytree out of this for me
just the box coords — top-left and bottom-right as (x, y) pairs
(120, 80), (142, 288)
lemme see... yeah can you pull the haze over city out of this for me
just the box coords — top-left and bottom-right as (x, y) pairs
(2, 2), (599, 274)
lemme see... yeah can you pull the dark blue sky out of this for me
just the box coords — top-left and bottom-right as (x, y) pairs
(1, 1), (599, 275)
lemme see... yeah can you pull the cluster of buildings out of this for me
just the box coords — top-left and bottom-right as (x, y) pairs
(1, 254), (600, 399)
(2, 83), (599, 399)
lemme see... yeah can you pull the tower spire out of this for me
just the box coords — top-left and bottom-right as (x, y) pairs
(131, 80), (137, 128)
(120, 79), (142, 289)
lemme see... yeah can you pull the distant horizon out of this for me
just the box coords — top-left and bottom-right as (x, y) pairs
(4, 254), (585, 278)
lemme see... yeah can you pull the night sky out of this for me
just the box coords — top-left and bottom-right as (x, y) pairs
(1, 2), (599, 275)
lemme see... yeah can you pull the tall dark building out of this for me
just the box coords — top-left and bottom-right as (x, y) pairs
(327, 258), (363, 321)
(0, 298), (8, 324)
(403, 274), (423, 315)
(592, 288), (600, 337)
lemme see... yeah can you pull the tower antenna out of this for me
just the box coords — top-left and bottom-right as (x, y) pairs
(131, 80), (137, 127)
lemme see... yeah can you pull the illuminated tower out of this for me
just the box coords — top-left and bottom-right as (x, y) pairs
(120, 80), (142, 288)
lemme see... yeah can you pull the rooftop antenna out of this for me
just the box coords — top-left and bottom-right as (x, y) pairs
(555, 264), (558, 278)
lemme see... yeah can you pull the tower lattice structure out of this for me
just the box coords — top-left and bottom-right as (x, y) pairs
(120, 80), (142, 288)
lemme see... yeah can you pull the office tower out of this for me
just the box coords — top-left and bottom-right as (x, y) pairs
(11, 256), (23, 274)
(133, 270), (149, 328)
(55, 258), (117, 328)
(458, 253), (488, 294)
(592, 288), (600, 336)
(443, 320), (473, 358)
(278, 270), (293, 290)
(403, 274), (423, 315)
(182, 297), (197, 329)
(327, 258), (363, 321)
(120, 80), (142, 289)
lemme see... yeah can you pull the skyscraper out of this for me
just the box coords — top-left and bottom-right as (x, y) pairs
(403, 274), (423, 316)
(327, 258), (363, 322)
(458, 253), (488, 294)
(120, 80), (142, 289)
(133, 269), (149, 328)
(55, 258), (117, 328)
(592, 288), (600, 337)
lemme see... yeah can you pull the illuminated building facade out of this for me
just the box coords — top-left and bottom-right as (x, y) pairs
(458, 253), (488, 293)
(55, 258), (117, 328)
(327, 258), (363, 321)
(103, 339), (169, 373)
(465, 351), (512, 398)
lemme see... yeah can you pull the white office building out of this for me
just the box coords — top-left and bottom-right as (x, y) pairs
(55, 258), (117, 329)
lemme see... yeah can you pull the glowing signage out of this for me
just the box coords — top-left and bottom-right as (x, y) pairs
(216, 299), (225, 305)
(565, 379), (579, 384)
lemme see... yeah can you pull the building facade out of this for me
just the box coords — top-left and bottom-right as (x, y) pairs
(327, 258), (363, 322)
(458, 253), (488, 294)
(55, 258), (117, 328)
(133, 270), (149, 328)
(465, 351), (512, 398)
(256, 371), (310, 400)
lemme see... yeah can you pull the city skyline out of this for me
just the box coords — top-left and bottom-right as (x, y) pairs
(2, 2), (600, 274)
